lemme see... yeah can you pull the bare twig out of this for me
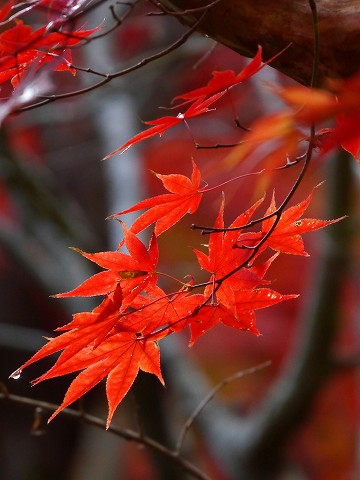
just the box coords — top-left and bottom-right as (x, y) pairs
(0, 390), (211, 480)
(18, 11), (207, 111)
(175, 360), (271, 454)
(148, 0), (223, 16)
(194, 141), (243, 149)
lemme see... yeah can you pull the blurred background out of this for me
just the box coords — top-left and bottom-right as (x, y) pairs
(0, 2), (359, 479)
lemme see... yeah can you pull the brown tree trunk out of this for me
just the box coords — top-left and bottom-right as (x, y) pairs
(158, 0), (360, 86)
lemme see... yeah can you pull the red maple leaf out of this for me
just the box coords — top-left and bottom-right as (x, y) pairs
(15, 285), (124, 382)
(0, 20), (100, 86)
(173, 45), (287, 102)
(190, 198), (297, 342)
(193, 196), (266, 308)
(238, 188), (345, 256)
(55, 224), (158, 306)
(16, 331), (164, 428)
(22, 287), (200, 390)
(103, 91), (225, 159)
(0, 1), (13, 22)
(125, 285), (204, 336)
(188, 303), (257, 346)
(189, 287), (297, 345)
(110, 160), (203, 236)
(319, 114), (360, 162)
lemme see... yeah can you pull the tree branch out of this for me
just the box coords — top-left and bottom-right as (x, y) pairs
(157, 0), (360, 85)
(158, 151), (356, 480)
(0, 390), (210, 480)
(236, 150), (355, 479)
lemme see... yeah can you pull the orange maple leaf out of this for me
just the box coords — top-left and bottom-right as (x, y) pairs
(14, 285), (124, 381)
(0, 20), (100, 86)
(238, 188), (345, 256)
(17, 331), (164, 428)
(109, 160), (203, 236)
(103, 92), (225, 159)
(126, 285), (204, 336)
(55, 225), (158, 305)
(189, 288), (297, 346)
(193, 197), (266, 308)
(173, 45), (286, 102)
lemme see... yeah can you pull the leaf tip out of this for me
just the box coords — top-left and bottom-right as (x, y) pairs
(69, 247), (82, 254)
(47, 410), (58, 424)
(106, 410), (115, 430)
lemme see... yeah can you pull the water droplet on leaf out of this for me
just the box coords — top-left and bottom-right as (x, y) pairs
(10, 368), (22, 380)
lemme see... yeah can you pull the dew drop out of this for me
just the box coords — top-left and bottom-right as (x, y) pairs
(10, 368), (22, 380)
(267, 292), (277, 299)
(295, 220), (302, 226)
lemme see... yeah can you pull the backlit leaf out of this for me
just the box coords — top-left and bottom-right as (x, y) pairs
(110, 161), (203, 235)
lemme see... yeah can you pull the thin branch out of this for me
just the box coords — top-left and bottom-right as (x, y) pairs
(210, 0), (319, 348)
(308, 0), (320, 88)
(194, 141), (243, 149)
(211, 134), (313, 289)
(190, 0), (321, 294)
(175, 360), (271, 454)
(148, 0), (223, 16)
(0, 390), (211, 480)
(238, 149), (354, 478)
(18, 10), (207, 111)
(331, 352), (360, 371)
(64, 2), (138, 44)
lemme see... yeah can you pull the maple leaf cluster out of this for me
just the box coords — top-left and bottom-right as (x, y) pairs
(101, 47), (360, 165)
(0, 0), (99, 89)
(14, 158), (342, 427)
(104, 45), (281, 158)
(2, 0), (359, 161)
(3, 2), (354, 428)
